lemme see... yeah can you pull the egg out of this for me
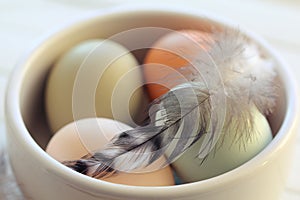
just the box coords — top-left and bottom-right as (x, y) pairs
(45, 39), (146, 133)
(143, 30), (213, 100)
(168, 106), (273, 182)
(46, 118), (175, 186)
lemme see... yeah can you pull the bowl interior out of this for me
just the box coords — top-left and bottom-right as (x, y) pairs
(18, 9), (286, 168)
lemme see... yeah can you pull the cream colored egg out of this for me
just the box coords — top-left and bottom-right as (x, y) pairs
(46, 118), (175, 186)
(170, 106), (273, 182)
(45, 39), (145, 133)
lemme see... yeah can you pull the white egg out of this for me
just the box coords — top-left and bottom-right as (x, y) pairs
(46, 118), (175, 186)
(45, 39), (146, 133)
(169, 106), (273, 182)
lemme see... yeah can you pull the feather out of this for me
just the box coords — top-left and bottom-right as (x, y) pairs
(64, 82), (212, 178)
(63, 29), (278, 178)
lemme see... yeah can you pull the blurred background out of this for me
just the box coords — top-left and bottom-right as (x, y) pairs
(0, 0), (299, 199)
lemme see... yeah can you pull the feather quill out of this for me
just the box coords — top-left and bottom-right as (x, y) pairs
(63, 29), (278, 178)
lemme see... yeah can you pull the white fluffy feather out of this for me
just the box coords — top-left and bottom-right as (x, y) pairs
(63, 29), (278, 178)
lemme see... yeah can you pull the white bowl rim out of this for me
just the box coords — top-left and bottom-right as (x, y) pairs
(5, 4), (300, 198)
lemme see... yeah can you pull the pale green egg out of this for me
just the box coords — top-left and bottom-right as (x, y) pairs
(45, 39), (145, 133)
(170, 106), (273, 182)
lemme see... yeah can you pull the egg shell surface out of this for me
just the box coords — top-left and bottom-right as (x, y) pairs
(143, 30), (213, 100)
(45, 39), (145, 133)
(46, 118), (175, 186)
(169, 106), (273, 182)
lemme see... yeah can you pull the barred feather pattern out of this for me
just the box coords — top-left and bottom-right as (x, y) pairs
(64, 82), (212, 178)
(64, 29), (278, 178)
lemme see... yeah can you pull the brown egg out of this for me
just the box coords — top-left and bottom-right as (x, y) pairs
(46, 118), (175, 186)
(143, 30), (213, 100)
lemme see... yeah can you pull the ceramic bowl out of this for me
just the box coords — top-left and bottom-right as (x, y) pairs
(5, 5), (299, 200)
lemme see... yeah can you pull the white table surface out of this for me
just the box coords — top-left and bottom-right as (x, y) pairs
(0, 0), (299, 199)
